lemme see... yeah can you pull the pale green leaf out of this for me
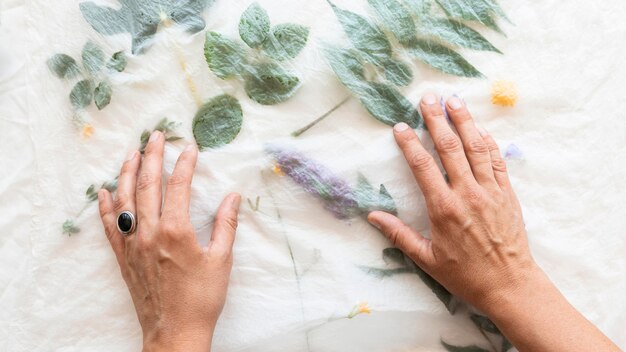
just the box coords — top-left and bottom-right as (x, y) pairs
(367, 0), (416, 44)
(62, 220), (81, 236)
(263, 24), (310, 61)
(239, 2), (270, 48)
(382, 247), (406, 266)
(82, 41), (105, 74)
(47, 54), (80, 79)
(204, 31), (247, 79)
(360, 266), (414, 278)
(405, 38), (483, 77)
(434, 0), (504, 34)
(107, 51), (128, 72)
(441, 340), (491, 352)
(355, 174), (398, 214)
(244, 62), (300, 105)
(70, 80), (94, 109)
(380, 57), (413, 86)
(404, 0), (433, 15)
(94, 81), (112, 110)
(419, 17), (501, 52)
(193, 94), (243, 150)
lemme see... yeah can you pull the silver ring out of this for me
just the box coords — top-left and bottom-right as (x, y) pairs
(117, 211), (136, 235)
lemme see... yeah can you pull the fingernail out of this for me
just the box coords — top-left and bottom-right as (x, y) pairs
(422, 93), (437, 105)
(184, 144), (196, 153)
(448, 96), (464, 110)
(368, 217), (381, 230)
(149, 131), (161, 143)
(126, 150), (137, 161)
(475, 123), (488, 136)
(230, 194), (241, 210)
(394, 122), (409, 132)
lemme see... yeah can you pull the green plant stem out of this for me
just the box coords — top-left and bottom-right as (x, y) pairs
(291, 96), (350, 137)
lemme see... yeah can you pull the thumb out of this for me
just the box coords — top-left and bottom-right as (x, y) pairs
(208, 193), (241, 254)
(368, 211), (435, 270)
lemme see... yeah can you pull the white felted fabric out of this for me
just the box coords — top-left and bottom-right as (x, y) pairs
(1, 0), (625, 351)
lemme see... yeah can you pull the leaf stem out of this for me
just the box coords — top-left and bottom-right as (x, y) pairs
(291, 96), (350, 137)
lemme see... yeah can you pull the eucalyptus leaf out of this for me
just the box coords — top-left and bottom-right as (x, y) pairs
(328, 1), (392, 62)
(82, 41), (105, 74)
(382, 247), (406, 266)
(244, 62), (300, 105)
(94, 81), (113, 110)
(405, 38), (483, 77)
(193, 94), (243, 150)
(360, 266), (414, 278)
(80, 0), (214, 54)
(434, 0), (503, 34)
(419, 17), (501, 53)
(404, 0), (433, 15)
(356, 174), (398, 214)
(239, 2), (270, 48)
(107, 51), (128, 72)
(62, 220), (81, 236)
(441, 340), (491, 352)
(502, 337), (513, 352)
(47, 54), (80, 79)
(70, 80), (94, 109)
(263, 24), (310, 61)
(204, 31), (247, 79)
(380, 57), (413, 86)
(367, 0), (416, 44)
(470, 313), (501, 334)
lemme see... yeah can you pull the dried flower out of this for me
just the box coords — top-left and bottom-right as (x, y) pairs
(81, 123), (94, 138)
(491, 80), (518, 107)
(347, 302), (371, 319)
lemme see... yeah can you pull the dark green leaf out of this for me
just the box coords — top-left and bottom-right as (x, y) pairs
(166, 136), (183, 142)
(244, 62), (300, 105)
(405, 38), (483, 77)
(263, 24), (310, 61)
(140, 130), (151, 153)
(380, 58), (413, 86)
(502, 337), (513, 351)
(82, 41), (105, 74)
(204, 31), (247, 79)
(193, 94), (243, 150)
(382, 247), (406, 266)
(94, 81), (112, 110)
(441, 340), (491, 352)
(419, 18), (501, 53)
(470, 313), (501, 334)
(62, 220), (81, 236)
(107, 51), (128, 72)
(434, 0), (503, 34)
(360, 266), (414, 278)
(367, 0), (416, 44)
(328, 1), (392, 62)
(355, 174), (398, 214)
(86, 184), (96, 196)
(47, 54), (80, 79)
(239, 2), (270, 48)
(70, 80), (94, 109)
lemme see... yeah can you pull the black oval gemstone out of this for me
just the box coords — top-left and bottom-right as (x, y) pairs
(117, 212), (134, 233)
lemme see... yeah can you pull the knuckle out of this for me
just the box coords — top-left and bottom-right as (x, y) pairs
(136, 172), (159, 192)
(222, 216), (239, 232)
(434, 194), (458, 218)
(407, 151), (434, 172)
(120, 160), (134, 174)
(491, 158), (508, 173)
(484, 136), (500, 152)
(113, 193), (129, 212)
(466, 138), (489, 155)
(134, 235), (153, 252)
(436, 134), (462, 153)
(464, 187), (485, 207)
(166, 174), (188, 187)
(387, 227), (405, 248)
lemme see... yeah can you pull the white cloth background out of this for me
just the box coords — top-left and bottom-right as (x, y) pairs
(1, 0), (625, 351)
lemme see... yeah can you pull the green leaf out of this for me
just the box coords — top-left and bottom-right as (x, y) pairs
(402, 257), (457, 313)
(86, 184), (97, 201)
(380, 58), (413, 86)
(360, 266), (414, 278)
(379, 184), (397, 214)
(244, 62), (300, 105)
(107, 51), (128, 72)
(502, 337), (513, 351)
(355, 174), (398, 214)
(80, 0), (213, 54)
(405, 39), (483, 77)
(419, 18), (501, 53)
(70, 80), (94, 109)
(140, 130), (151, 152)
(101, 179), (119, 193)
(367, 0), (416, 44)
(328, 1), (392, 62)
(441, 340), (491, 352)
(94, 81), (113, 110)
(47, 54), (80, 79)
(204, 31), (247, 79)
(404, 0), (432, 15)
(62, 220), (81, 236)
(470, 313), (501, 334)
(239, 2), (270, 48)
(193, 94), (243, 150)
(263, 24), (310, 61)
(434, 0), (504, 34)
(82, 41), (105, 74)
(382, 247), (406, 266)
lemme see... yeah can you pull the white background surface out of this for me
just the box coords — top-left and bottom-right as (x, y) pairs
(1, 0), (625, 351)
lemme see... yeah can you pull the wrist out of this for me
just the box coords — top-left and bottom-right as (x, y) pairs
(142, 325), (215, 352)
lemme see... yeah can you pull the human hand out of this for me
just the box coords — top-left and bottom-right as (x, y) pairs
(368, 94), (537, 314)
(97, 131), (241, 352)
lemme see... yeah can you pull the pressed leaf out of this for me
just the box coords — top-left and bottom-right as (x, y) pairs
(82, 41), (105, 74)
(367, 0), (416, 44)
(193, 94), (243, 150)
(502, 337), (513, 352)
(355, 174), (398, 214)
(263, 24), (310, 61)
(244, 62), (300, 105)
(101, 179), (118, 193)
(86, 184), (97, 201)
(360, 266), (414, 278)
(204, 31), (247, 79)
(378, 184), (397, 214)
(94, 81), (113, 110)
(405, 38), (483, 77)
(441, 340), (491, 352)
(239, 2), (271, 48)
(47, 54), (80, 79)
(70, 80), (94, 109)
(380, 57), (413, 86)
(403, 257), (457, 313)
(328, 1), (392, 62)
(418, 17), (501, 53)
(382, 247), (406, 266)
(404, 0), (433, 15)
(107, 51), (128, 72)
(62, 220), (81, 236)
(470, 313), (501, 334)
(434, 0), (503, 34)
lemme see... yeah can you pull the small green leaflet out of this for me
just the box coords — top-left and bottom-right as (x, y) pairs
(70, 80), (95, 109)
(80, 0), (214, 54)
(82, 41), (105, 74)
(140, 118), (182, 153)
(244, 62), (300, 105)
(367, 0), (416, 45)
(355, 174), (398, 215)
(47, 54), (80, 79)
(418, 17), (501, 53)
(62, 220), (81, 236)
(193, 94), (243, 150)
(262, 24), (310, 61)
(204, 32), (248, 79)
(405, 38), (483, 77)
(441, 340), (491, 352)
(239, 2), (270, 48)
(434, 0), (504, 34)
(94, 81), (112, 110)
(107, 51), (128, 72)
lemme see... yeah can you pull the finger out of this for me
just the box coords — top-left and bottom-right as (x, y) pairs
(393, 122), (449, 202)
(420, 93), (475, 186)
(481, 131), (512, 190)
(368, 211), (435, 269)
(114, 150), (140, 232)
(162, 144), (198, 221)
(136, 131), (165, 225)
(98, 189), (126, 267)
(446, 97), (498, 188)
(208, 193), (241, 254)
